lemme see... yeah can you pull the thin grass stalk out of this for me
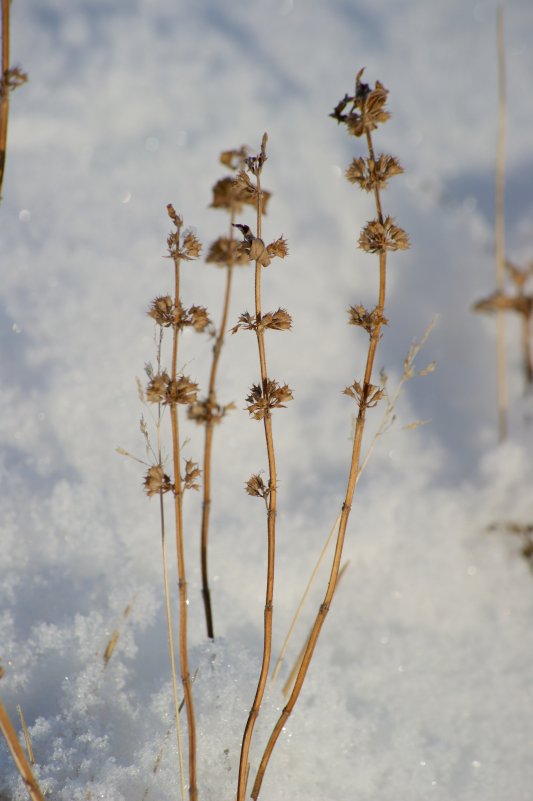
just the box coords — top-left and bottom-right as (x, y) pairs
(236, 133), (278, 801)
(495, 6), (508, 440)
(0, 699), (46, 801)
(0, 0), (10, 196)
(169, 254), (198, 801)
(251, 73), (407, 799)
(200, 212), (236, 639)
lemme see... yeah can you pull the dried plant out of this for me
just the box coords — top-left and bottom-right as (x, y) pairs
(187, 146), (254, 639)
(0, 0), (28, 200)
(231, 133), (291, 801)
(250, 68), (409, 799)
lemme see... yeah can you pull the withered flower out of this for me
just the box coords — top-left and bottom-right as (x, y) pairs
(144, 464), (173, 497)
(330, 69), (390, 137)
(183, 459), (201, 491)
(266, 237), (289, 260)
(343, 381), (384, 408)
(358, 216), (409, 254)
(188, 398), (236, 425)
(348, 304), (388, 334)
(166, 375), (199, 406)
(206, 236), (250, 266)
(148, 295), (175, 327)
(346, 154), (403, 191)
(261, 308), (292, 331)
(146, 372), (171, 403)
(246, 379), (293, 420)
(246, 473), (270, 500)
(188, 305), (212, 332)
(473, 292), (532, 317)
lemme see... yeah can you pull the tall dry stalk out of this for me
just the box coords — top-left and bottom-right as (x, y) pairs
(231, 133), (290, 801)
(0, 699), (45, 801)
(251, 70), (409, 799)
(188, 146), (263, 638)
(0, 0), (27, 200)
(144, 206), (209, 801)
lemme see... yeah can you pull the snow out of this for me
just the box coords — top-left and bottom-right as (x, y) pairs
(1, 0), (533, 799)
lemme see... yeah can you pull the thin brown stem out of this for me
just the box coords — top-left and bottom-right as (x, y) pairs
(200, 210), (236, 639)
(170, 255), (197, 801)
(0, 699), (46, 801)
(237, 133), (278, 801)
(251, 124), (388, 800)
(0, 0), (10, 197)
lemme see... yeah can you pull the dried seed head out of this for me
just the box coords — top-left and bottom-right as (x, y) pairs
(246, 379), (293, 419)
(346, 154), (403, 191)
(144, 464), (174, 497)
(166, 375), (199, 405)
(266, 237), (289, 260)
(261, 308), (292, 331)
(188, 305), (212, 332)
(358, 216), (410, 254)
(343, 380), (384, 408)
(231, 311), (256, 334)
(166, 204), (182, 228)
(182, 231), (202, 260)
(188, 398), (236, 425)
(148, 295), (175, 327)
(146, 372), (171, 403)
(331, 69), (390, 137)
(206, 236), (250, 266)
(245, 473), (270, 499)
(183, 459), (201, 491)
(348, 304), (388, 333)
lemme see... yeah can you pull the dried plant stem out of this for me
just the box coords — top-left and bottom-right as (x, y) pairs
(170, 256), (197, 801)
(0, 0), (10, 196)
(160, 492), (186, 801)
(236, 133), (278, 801)
(251, 125), (388, 801)
(270, 512), (341, 687)
(200, 212), (236, 639)
(16, 704), (35, 765)
(495, 6), (508, 440)
(0, 699), (46, 801)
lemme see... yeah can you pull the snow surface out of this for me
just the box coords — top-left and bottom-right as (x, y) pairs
(1, 0), (533, 799)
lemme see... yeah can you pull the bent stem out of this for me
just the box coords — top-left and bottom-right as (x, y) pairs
(236, 133), (278, 801)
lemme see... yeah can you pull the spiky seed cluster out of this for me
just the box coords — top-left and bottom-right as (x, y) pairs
(146, 372), (199, 406)
(246, 380), (293, 420)
(231, 170), (271, 213)
(343, 380), (384, 408)
(147, 297), (212, 332)
(232, 309), (292, 334)
(166, 204), (202, 261)
(346, 154), (403, 191)
(245, 473), (270, 500)
(220, 146), (249, 170)
(358, 217), (409, 254)
(144, 464), (174, 497)
(187, 399), (236, 425)
(348, 304), (388, 334)
(330, 68), (390, 137)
